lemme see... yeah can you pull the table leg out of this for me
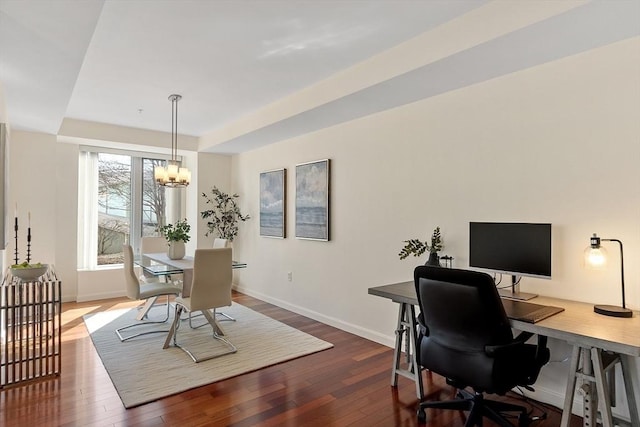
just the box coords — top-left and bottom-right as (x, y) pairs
(619, 355), (640, 426)
(391, 303), (406, 387)
(181, 269), (193, 297)
(407, 304), (424, 398)
(581, 347), (599, 427)
(390, 302), (423, 398)
(591, 348), (613, 427)
(136, 295), (158, 320)
(561, 345), (580, 427)
(561, 345), (635, 427)
(163, 305), (182, 349)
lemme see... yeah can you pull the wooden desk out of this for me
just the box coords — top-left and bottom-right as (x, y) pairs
(139, 252), (247, 297)
(369, 281), (640, 427)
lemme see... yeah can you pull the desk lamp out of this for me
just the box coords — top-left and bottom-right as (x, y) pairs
(584, 234), (632, 318)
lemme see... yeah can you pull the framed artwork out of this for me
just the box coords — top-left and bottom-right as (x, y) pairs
(295, 159), (330, 241)
(260, 168), (286, 238)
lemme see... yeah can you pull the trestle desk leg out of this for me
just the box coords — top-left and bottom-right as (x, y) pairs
(561, 345), (581, 427)
(619, 355), (640, 427)
(591, 348), (613, 427)
(391, 303), (405, 388)
(390, 302), (423, 398)
(560, 345), (636, 427)
(407, 304), (424, 399)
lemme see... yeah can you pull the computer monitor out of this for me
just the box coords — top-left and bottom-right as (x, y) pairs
(469, 222), (552, 300)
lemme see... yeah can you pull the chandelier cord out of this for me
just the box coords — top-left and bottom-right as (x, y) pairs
(155, 93), (190, 187)
(171, 96), (177, 161)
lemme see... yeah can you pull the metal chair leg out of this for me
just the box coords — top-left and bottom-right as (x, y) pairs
(217, 311), (236, 322)
(163, 305), (182, 349)
(116, 294), (173, 342)
(164, 306), (237, 363)
(184, 308), (235, 328)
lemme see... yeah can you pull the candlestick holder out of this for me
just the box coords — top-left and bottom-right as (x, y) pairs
(27, 228), (31, 264)
(14, 217), (19, 265)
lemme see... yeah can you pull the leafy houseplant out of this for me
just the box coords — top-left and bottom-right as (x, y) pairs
(159, 219), (191, 243)
(200, 187), (250, 242)
(399, 226), (443, 266)
(159, 219), (190, 260)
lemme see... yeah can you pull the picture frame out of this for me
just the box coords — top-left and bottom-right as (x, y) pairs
(295, 159), (330, 241)
(259, 168), (286, 238)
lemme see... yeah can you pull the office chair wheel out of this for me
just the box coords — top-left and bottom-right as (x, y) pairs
(517, 412), (530, 427)
(417, 407), (426, 423)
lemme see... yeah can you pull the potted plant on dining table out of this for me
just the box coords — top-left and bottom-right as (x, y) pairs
(159, 219), (191, 260)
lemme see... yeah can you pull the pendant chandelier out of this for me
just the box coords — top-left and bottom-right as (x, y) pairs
(154, 94), (191, 187)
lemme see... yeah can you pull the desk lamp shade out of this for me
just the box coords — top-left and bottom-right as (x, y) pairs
(585, 234), (632, 318)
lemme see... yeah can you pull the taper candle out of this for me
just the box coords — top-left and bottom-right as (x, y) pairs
(27, 211), (32, 263)
(14, 204), (19, 265)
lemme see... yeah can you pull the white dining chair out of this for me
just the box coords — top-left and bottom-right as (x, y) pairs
(212, 238), (228, 248)
(140, 236), (169, 281)
(163, 248), (237, 362)
(116, 245), (182, 341)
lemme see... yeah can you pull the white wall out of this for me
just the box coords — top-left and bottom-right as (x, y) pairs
(230, 37), (640, 416)
(4, 131), (79, 300)
(196, 153), (232, 248)
(0, 83), (8, 275)
(7, 131), (59, 268)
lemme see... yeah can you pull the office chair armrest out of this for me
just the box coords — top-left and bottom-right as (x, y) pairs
(484, 332), (534, 356)
(416, 312), (429, 337)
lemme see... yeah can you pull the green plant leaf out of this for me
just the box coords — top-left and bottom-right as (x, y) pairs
(159, 219), (190, 242)
(200, 186), (250, 242)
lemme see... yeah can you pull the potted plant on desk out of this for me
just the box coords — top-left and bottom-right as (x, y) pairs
(399, 226), (443, 266)
(159, 219), (190, 260)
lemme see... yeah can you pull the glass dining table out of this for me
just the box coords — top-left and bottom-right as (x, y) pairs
(135, 252), (247, 297)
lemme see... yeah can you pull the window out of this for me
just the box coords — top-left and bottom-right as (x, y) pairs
(78, 149), (180, 269)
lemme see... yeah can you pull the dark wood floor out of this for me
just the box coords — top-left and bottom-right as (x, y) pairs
(0, 291), (582, 426)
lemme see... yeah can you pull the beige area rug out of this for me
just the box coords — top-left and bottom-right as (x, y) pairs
(84, 302), (333, 408)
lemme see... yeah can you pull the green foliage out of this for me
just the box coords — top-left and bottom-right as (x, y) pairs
(399, 226), (443, 260)
(398, 239), (428, 260)
(159, 219), (191, 243)
(200, 187), (250, 242)
(11, 262), (44, 269)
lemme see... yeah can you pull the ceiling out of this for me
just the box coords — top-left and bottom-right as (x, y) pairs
(1, 1), (638, 154)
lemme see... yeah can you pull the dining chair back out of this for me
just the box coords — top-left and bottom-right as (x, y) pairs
(140, 236), (169, 280)
(116, 245), (181, 341)
(163, 247), (236, 362)
(190, 248), (233, 311)
(212, 238), (228, 248)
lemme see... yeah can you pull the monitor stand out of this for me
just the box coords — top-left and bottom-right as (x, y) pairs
(498, 276), (538, 301)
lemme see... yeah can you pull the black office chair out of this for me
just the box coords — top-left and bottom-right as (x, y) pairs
(414, 266), (550, 427)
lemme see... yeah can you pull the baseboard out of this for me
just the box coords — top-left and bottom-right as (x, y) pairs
(233, 284), (395, 348)
(76, 290), (126, 303)
(519, 384), (575, 417)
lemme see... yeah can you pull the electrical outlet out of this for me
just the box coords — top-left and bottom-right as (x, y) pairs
(287, 272), (293, 282)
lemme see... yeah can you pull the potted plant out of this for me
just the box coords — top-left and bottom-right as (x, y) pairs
(159, 219), (190, 260)
(200, 187), (250, 242)
(399, 226), (443, 266)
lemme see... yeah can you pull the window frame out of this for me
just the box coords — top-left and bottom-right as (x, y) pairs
(78, 146), (182, 269)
